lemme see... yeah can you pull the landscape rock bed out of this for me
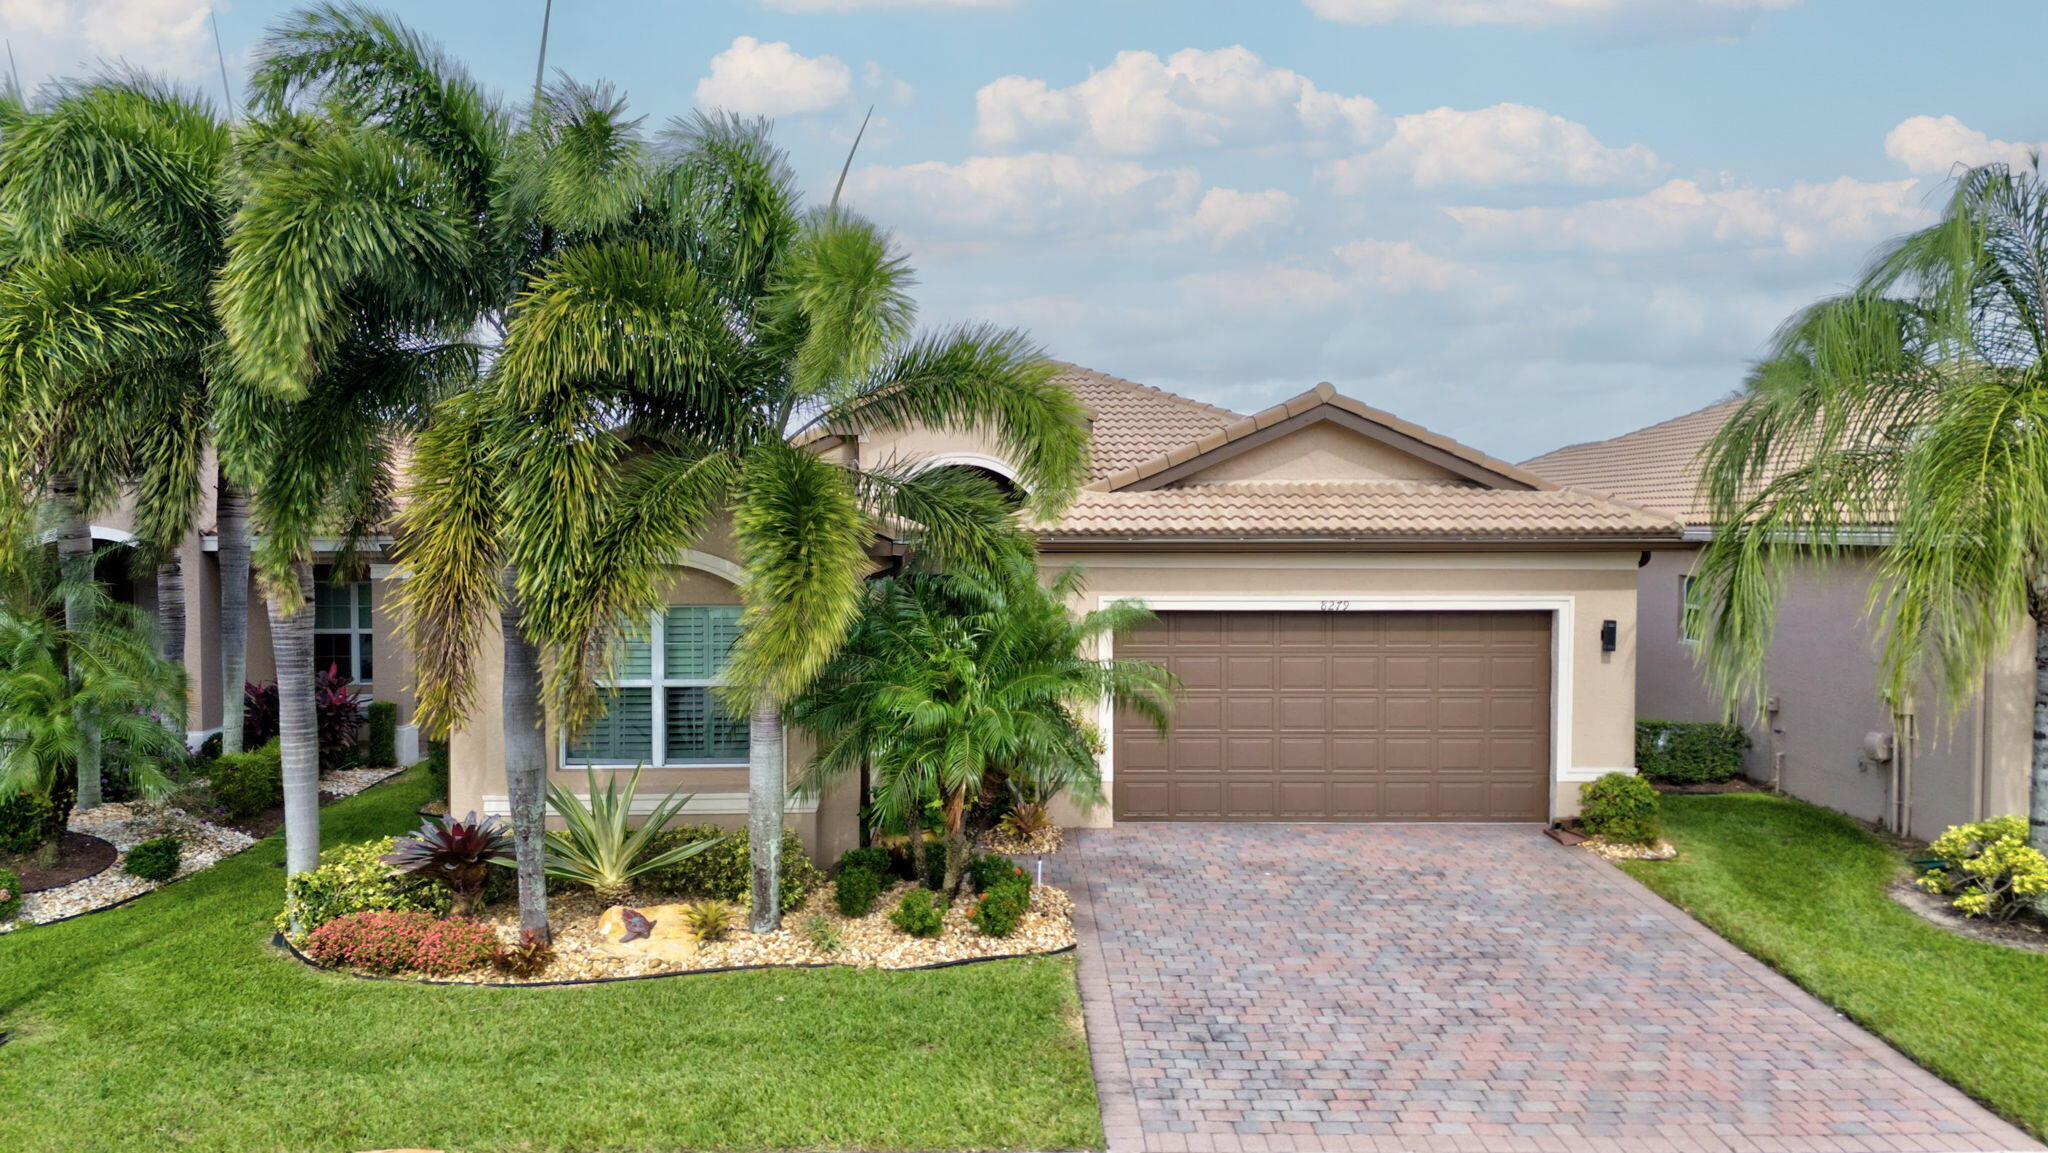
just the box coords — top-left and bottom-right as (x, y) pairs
(1580, 835), (1679, 861)
(0, 765), (406, 932)
(309, 879), (1078, 984)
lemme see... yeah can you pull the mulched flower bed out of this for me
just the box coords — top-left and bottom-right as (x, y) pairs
(0, 764), (406, 932)
(302, 878), (1078, 984)
(1889, 878), (2048, 956)
(3, 832), (118, 892)
(1653, 777), (1770, 795)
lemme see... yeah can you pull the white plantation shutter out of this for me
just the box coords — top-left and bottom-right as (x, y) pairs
(565, 688), (654, 764)
(571, 604), (748, 766)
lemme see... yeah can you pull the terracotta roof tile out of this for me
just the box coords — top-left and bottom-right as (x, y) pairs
(1049, 362), (1241, 482)
(1521, 400), (1742, 526)
(1040, 479), (1681, 541)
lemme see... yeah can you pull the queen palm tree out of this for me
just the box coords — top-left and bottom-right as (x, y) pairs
(791, 544), (1172, 895)
(1694, 159), (2048, 854)
(0, 76), (229, 797)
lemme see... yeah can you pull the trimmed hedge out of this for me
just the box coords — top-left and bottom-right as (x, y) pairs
(645, 824), (825, 914)
(1579, 772), (1661, 845)
(211, 739), (283, 822)
(364, 701), (400, 768)
(1635, 719), (1749, 785)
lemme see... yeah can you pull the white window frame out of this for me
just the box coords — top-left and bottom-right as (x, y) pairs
(562, 607), (749, 770)
(313, 569), (374, 685)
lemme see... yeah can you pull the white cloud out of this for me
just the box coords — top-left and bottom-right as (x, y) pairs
(1175, 188), (1298, 250)
(1321, 103), (1664, 190)
(694, 36), (852, 118)
(1304, 0), (1798, 38)
(975, 46), (1380, 155)
(1884, 115), (2044, 177)
(3, 0), (218, 87)
(1332, 239), (1485, 294)
(1446, 176), (1929, 257)
(862, 62), (916, 106)
(843, 153), (1202, 252)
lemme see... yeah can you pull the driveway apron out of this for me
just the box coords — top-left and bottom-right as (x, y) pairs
(1051, 823), (2039, 1153)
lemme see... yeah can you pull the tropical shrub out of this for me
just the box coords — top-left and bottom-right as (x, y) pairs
(543, 767), (715, 903)
(646, 823), (823, 913)
(968, 852), (1027, 895)
(303, 910), (440, 974)
(122, 836), (182, 882)
(492, 928), (555, 977)
(314, 665), (365, 771)
(363, 701), (399, 767)
(412, 918), (499, 976)
(969, 876), (1031, 938)
(383, 812), (511, 917)
(997, 802), (1053, 843)
(1578, 773), (1661, 845)
(0, 789), (56, 855)
(682, 899), (740, 942)
(1635, 720), (1749, 785)
(242, 682), (280, 749)
(193, 731), (223, 761)
(835, 846), (892, 878)
(1917, 816), (2048, 920)
(889, 888), (945, 938)
(0, 865), (20, 920)
(210, 739), (283, 822)
(277, 836), (451, 937)
(833, 864), (883, 917)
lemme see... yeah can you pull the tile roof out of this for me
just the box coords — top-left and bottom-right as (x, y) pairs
(1050, 362), (1242, 482)
(1520, 400), (1742, 527)
(1094, 381), (1554, 493)
(1040, 479), (1681, 541)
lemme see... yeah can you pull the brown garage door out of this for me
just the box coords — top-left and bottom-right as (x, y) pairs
(1114, 611), (1551, 822)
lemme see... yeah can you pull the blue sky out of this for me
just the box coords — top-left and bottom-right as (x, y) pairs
(11, 0), (2046, 459)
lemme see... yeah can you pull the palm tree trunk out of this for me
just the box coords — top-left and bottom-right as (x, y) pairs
(269, 558), (320, 883)
(2032, 607), (2048, 858)
(941, 787), (968, 897)
(906, 800), (927, 887)
(156, 556), (186, 735)
(218, 475), (252, 755)
(747, 700), (785, 933)
(500, 575), (550, 940)
(50, 471), (102, 810)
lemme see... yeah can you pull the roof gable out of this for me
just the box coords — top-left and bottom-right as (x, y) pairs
(1096, 382), (1553, 494)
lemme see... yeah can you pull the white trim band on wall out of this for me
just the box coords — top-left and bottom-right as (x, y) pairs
(479, 792), (819, 819)
(1557, 766), (1638, 782)
(1093, 594), (1587, 800)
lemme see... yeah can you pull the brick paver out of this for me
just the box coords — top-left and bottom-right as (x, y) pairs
(1052, 823), (2040, 1153)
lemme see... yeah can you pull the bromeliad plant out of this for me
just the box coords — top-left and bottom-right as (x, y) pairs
(383, 812), (512, 918)
(543, 767), (719, 904)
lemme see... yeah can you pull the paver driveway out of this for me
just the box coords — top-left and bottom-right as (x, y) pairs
(1051, 823), (2039, 1153)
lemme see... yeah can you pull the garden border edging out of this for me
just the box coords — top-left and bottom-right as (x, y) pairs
(273, 930), (1075, 987)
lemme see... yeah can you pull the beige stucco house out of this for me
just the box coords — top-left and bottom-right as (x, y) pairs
(128, 364), (1683, 860)
(1525, 400), (2035, 842)
(427, 364), (1681, 858)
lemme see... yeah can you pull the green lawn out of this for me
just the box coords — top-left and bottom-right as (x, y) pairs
(1620, 793), (2048, 1138)
(0, 768), (1102, 1153)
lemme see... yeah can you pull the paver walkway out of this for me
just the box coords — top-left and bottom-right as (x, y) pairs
(1051, 823), (2040, 1153)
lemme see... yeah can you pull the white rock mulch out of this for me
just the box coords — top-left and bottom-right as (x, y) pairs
(0, 764), (407, 932)
(1579, 835), (1679, 861)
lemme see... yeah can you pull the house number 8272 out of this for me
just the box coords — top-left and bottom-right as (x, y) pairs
(1319, 599), (1351, 612)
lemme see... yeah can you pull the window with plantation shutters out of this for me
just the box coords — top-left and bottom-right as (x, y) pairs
(563, 605), (747, 767)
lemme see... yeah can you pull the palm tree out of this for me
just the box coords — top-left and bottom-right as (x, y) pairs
(0, 534), (187, 865)
(1694, 159), (2048, 854)
(0, 76), (228, 798)
(791, 544), (1173, 895)
(213, 7), (494, 881)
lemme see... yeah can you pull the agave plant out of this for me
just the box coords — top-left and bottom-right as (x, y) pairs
(382, 813), (512, 917)
(544, 767), (718, 904)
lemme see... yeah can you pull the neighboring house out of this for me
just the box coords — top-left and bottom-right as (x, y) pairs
(440, 364), (1681, 858)
(1525, 400), (2034, 841)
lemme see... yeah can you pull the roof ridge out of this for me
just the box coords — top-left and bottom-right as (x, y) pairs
(1049, 360), (1244, 421)
(1522, 395), (1743, 466)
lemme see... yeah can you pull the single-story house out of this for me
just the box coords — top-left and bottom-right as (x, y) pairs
(436, 364), (1681, 857)
(122, 364), (1688, 859)
(1524, 399), (2035, 841)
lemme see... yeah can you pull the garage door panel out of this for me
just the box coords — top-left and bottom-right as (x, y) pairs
(1115, 610), (1551, 823)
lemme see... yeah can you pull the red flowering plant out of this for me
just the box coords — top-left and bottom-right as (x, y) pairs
(314, 664), (366, 771)
(303, 910), (438, 974)
(382, 812), (512, 917)
(412, 918), (498, 976)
